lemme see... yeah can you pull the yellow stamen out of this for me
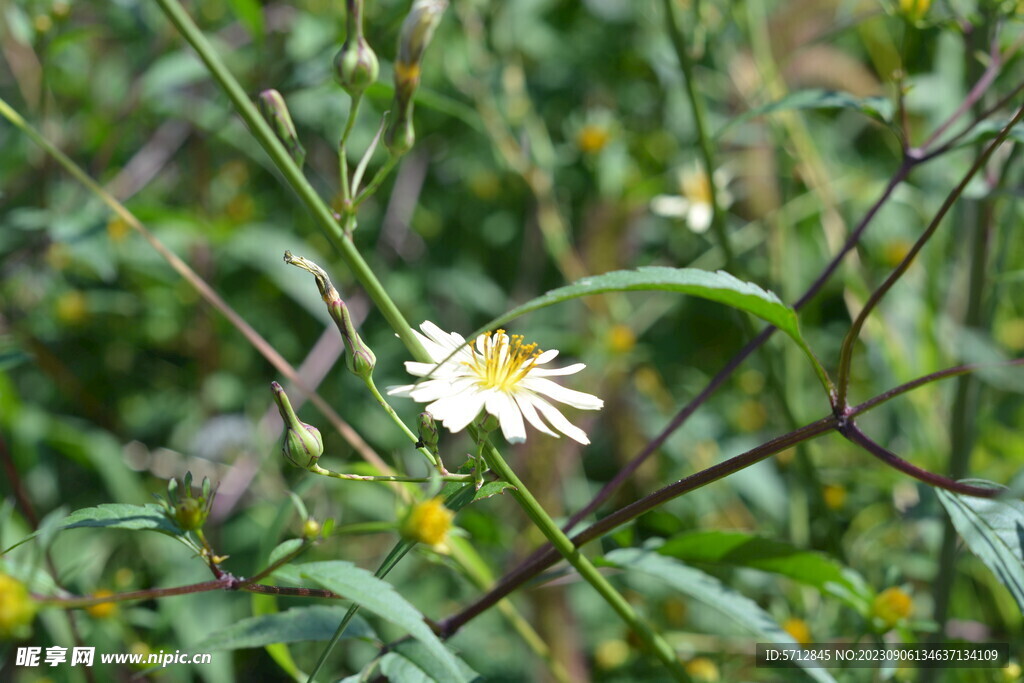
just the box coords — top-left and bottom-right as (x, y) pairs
(467, 330), (542, 392)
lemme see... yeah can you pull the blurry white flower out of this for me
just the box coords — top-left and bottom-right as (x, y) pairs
(388, 322), (603, 445)
(650, 163), (733, 234)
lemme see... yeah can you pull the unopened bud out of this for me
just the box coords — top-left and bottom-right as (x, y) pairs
(174, 497), (207, 531)
(302, 518), (322, 540)
(158, 473), (216, 533)
(385, 0), (447, 156)
(283, 251), (376, 379)
(417, 412), (439, 454)
(272, 381), (324, 469)
(257, 89), (306, 168)
(334, 37), (379, 95)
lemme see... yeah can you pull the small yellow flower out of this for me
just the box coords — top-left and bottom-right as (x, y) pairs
(996, 318), (1024, 352)
(594, 639), (631, 670)
(606, 324), (636, 354)
(577, 124), (611, 154)
(899, 0), (930, 21)
(782, 617), (812, 646)
(872, 587), (913, 629)
(732, 399), (767, 432)
(685, 657), (720, 681)
(400, 498), (454, 547)
(106, 216), (131, 242)
(55, 291), (88, 325)
(823, 484), (847, 510)
(86, 589), (117, 619)
(0, 573), (37, 639)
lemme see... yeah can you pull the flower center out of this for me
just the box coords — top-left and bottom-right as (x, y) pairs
(682, 169), (712, 204)
(469, 330), (542, 392)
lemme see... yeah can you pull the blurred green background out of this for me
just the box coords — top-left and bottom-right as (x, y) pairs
(2, 0), (1023, 680)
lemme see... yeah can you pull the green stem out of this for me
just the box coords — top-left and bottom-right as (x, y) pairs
(364, 377), (442, 469)
(153, 0), (430, 364)
(355, 155), (400, 207)
(662, 0), (733, 270)
(481, 442), (689, 681)
(311, 466), (470, 483)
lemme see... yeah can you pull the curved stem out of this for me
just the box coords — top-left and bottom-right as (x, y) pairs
(481, 442), (689, 680)
(837, 423), (1000, 498)
(364, 377), (441, 469)
(836, 104), (1024, 406)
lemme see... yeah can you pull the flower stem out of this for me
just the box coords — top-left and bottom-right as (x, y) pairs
(364, 377), (442, 470)
(153, 0), (430, 364)
(311, 466), (470, 483)
(480, 442), (688, 681)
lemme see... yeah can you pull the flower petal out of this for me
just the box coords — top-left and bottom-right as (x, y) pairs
(688, 202), (712, 233)
(530, 395), (590, 444)
(519, 377), (604, 410)
(526, 363), (586, 377)
(486, 391), (526, 444)
(513, 392), (559, 437)
(651, 195), (690, 218)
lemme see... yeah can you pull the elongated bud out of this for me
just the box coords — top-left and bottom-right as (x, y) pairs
(334, 0), (379, 95)
(283, 251), (376, 379)
(258, 90), (306, 167)
(417, 412), (439, 454)
(272, 381), (324, 469)
(385, 0), (447, 155)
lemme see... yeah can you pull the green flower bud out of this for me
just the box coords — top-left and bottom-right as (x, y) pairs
(334, 37), (379, 95)
(272, 381), (324, 469)
(417, 412), (439, 454)
(384, 105), (415, 156)
(157, 473), (216, 533)
(257, 89), (306, 167)
(173, 497), (206, 531)
(302, 518), (322, 540)
(282, 251), (376, 380)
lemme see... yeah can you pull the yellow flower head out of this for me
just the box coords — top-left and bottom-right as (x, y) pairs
(899, 0), (931, 22)
(872, 586), (913, 629)
(0, 573), (37, 639)
(400, 498), (454, 547)
(685, 657), (720, 681)
(86, 589), (117, 619)
(783, 617), (812, 646)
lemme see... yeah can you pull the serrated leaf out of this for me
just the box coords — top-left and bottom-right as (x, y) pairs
(936, 483), (1024, 613)
(659, 531), (871, 613)
(199, 606), (374, 650)
(276, 561), (469, 682)
(5, 504), (183, 552)
(604, 547), (837, 683)
(720, 89), (894, 136)
(57, 503), (183, 535)
(464, 267), (831, 394)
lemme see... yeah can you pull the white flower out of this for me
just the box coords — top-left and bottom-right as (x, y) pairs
(388, 322), (603, 445)
(650, 163), (733, 234)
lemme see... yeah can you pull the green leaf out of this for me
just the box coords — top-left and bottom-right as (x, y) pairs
(5, 504), (183, 552)
(380, 641), (480, 683)
(199, 606), (374, 650)
(604, 547), (837, 683)
(946, 118), (1024, 150)
(659, 531), (872, 613)
(276, 561), (469, 683)
(720, 89), (894, 136)
(56, 503), (183, 535)
(936, 483), (1024, 613)
(466, 267), (831, 394)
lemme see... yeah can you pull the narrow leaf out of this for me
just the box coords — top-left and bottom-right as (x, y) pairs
(604, 547), (837, 683)
(465, 267), (831, 394)
(936, 484), (1024, 613)
(720, 89), (894, 136)
(277, 561), (469, 682)
(200, 606), (374, 650)
(659, 531), (872, 613)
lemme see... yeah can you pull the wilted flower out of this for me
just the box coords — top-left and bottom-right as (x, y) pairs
(650, 163), (733, 234)
(388, 322), (603, 444)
